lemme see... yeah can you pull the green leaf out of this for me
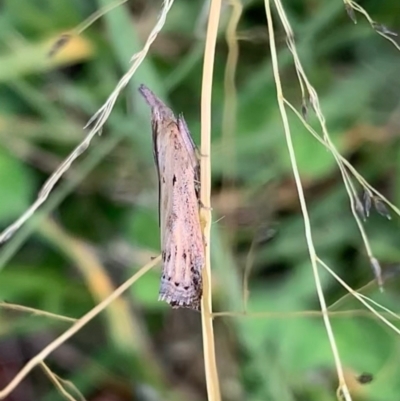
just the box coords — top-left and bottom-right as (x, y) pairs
(0, 149), (34, 223)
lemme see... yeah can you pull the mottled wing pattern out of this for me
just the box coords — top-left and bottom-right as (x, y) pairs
(139, 84), (204, 310)
(157, 121), (203, 309)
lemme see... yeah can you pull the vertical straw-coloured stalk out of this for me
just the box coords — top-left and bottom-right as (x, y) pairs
(200, 0), (222, 400)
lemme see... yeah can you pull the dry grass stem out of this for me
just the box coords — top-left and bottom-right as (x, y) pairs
(41, 362), (86, 401)
(343, 1), (400, 51)
(0, 257), (158, 398)
(0, 0), (175, 244)
(0, 302), (76, 323)
(317, 258), (400, 336)
(1, 1), (397, 400)
(284, 100), (400, 217)
(269, 0), (400, 396)
(200, 0), (223, 400)
(212, 308), (400, 321)
(265, 1), (351, 399)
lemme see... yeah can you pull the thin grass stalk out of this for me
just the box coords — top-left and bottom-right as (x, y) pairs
(200, 0), (222, 400)
(41, 362), (83, 401)
(0, 0), (175, 244)
(0, 258), (158, 398)
(0, 302), (76, 323)
(264, 1), (351, 400)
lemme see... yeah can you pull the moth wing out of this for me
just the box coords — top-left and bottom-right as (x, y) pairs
(151, 119), (162, 225)
(152, 118), (179, 228)
(177, 115), (199, 170)
(177, 115), (201, 196)
(140, 84), (176, 226)
(158, 124), (204, 309)
(139, 83), (204, 310)
(157, 127), (174, 248)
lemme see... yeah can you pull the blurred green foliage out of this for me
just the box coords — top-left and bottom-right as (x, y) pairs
(0, 0), (400, 400)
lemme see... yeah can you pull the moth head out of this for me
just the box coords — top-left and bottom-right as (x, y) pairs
(138, 84), (175, 122)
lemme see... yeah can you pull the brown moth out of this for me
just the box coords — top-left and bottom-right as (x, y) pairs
(138, 84), (204, 310)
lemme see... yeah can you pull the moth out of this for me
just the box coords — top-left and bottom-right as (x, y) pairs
(138, 84), (204, 310)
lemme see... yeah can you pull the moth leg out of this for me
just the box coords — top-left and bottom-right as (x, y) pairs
(199, 199), (213, 211)
(195, 148), (209, 158)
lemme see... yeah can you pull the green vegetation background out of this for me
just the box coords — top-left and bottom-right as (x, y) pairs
(0, 0), (399, 400)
